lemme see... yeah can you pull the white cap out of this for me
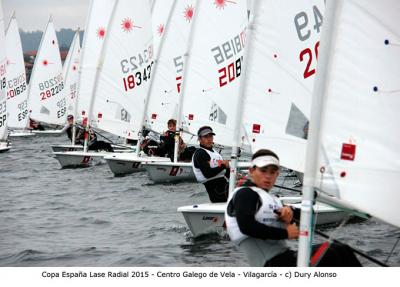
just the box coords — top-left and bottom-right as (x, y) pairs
(251, 155), (279, 168)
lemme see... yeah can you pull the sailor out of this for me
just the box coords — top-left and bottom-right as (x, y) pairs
(63, 115), (113, 152)
(192, 126), (229, 203)
(77, 128), (114, 152)
(159, 119), (185, 161)
(225, 149), (362, 267)
(61, 114), (84, 144)
(158, 119), (195, 161)
(29, 118), (45, 131)
(140, 129), (161, 156)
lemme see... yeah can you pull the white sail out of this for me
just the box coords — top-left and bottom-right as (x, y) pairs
(76, 0), (116, 121)
(242, 0), (324, 172)
(145, 0), (195, 136)
(310, 0), (400, 228)
(5, 13), (29, 130)
(62, 30), (81, 117)
(0, 0), (8, 140)
(151, 0), (175, 61)
(27, 16), (66, 126)
(179, 0), (248, 147)
(91, 0), (153, 139)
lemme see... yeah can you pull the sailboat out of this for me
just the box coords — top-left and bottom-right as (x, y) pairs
(178, 0), (346, 238)
(138, 0), (199, 182)
(103, 0), (184, 176)
(53, 0), (117, 167)
(142, 0), (248, 184)
(51, 30), (82, 152)
(297, 0), (400, 266)
(5, 12), (34, 138)
(176, 0), (251, 234)
(0, 0), (11, 152)
(26, 16), (66, 136)
(54, 0), (153, 168)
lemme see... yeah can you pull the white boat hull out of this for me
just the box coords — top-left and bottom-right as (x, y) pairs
(32, 129), (64, 136)
(104, 153), (170, 176)
(0, 142), (11, 153)
(9, 130), (36, 137)
(178, 199), (347, 238)
(51, 144), (136, 153)
(51, 144), (84, 152)
(53, 151), (110, 168)
(178, 203), (227, 237)
(144, 162), (196, 183)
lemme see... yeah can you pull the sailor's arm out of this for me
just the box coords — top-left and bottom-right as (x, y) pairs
(193, 149), (227, 178)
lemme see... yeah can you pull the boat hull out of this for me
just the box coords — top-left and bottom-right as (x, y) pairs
(51, 144), (135, 153)
(0, 142), (11, 153)
(144, 162), (196, 183)
(9, 130), (36, 137)
(53, 151), (109, 168)
(32, 129), (64, 136)
(104, 153), (169, 176)
(178, 199), (347, 238)
(51, 144), (84, 152)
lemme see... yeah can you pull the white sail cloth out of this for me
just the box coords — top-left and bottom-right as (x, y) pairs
(5, 14), (29, 129)
(27, 17), (66, 126)
(0, 0), (8, 140)
(179, 0), (248, 147)
(62, 30), (81, 118)
(91, 0), (153, 139)
(76, 0), (116, 123)
(242, 0), (324, 172)
(311, 0), (400, 228)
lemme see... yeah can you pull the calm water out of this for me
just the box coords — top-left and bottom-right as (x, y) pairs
(0, 135), (399, 267)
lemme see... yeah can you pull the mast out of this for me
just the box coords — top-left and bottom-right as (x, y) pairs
(297, 0), (340, 267)
(228, 0), (260, 194)
(135, 0), (178, 156)
(173, 0), (200, 163)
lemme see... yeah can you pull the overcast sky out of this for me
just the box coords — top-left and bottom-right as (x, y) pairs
(3, 0), (90, 31)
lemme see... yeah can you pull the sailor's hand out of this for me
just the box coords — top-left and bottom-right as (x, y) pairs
(278, 206), (293, 224)
(218, 160), (229, 168)
(286, 223), (299, 239)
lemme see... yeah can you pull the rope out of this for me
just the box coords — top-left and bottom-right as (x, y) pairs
(273, 184), (302, 193)
(312, 228), (388, 267)
(291, 215), (388, 267)
(90, 127), (135, 150)
(385, 235), (400, 265)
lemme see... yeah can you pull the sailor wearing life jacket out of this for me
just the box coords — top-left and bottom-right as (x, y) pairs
(226, 149), (362, 267)
(192, 126), (230, 203)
